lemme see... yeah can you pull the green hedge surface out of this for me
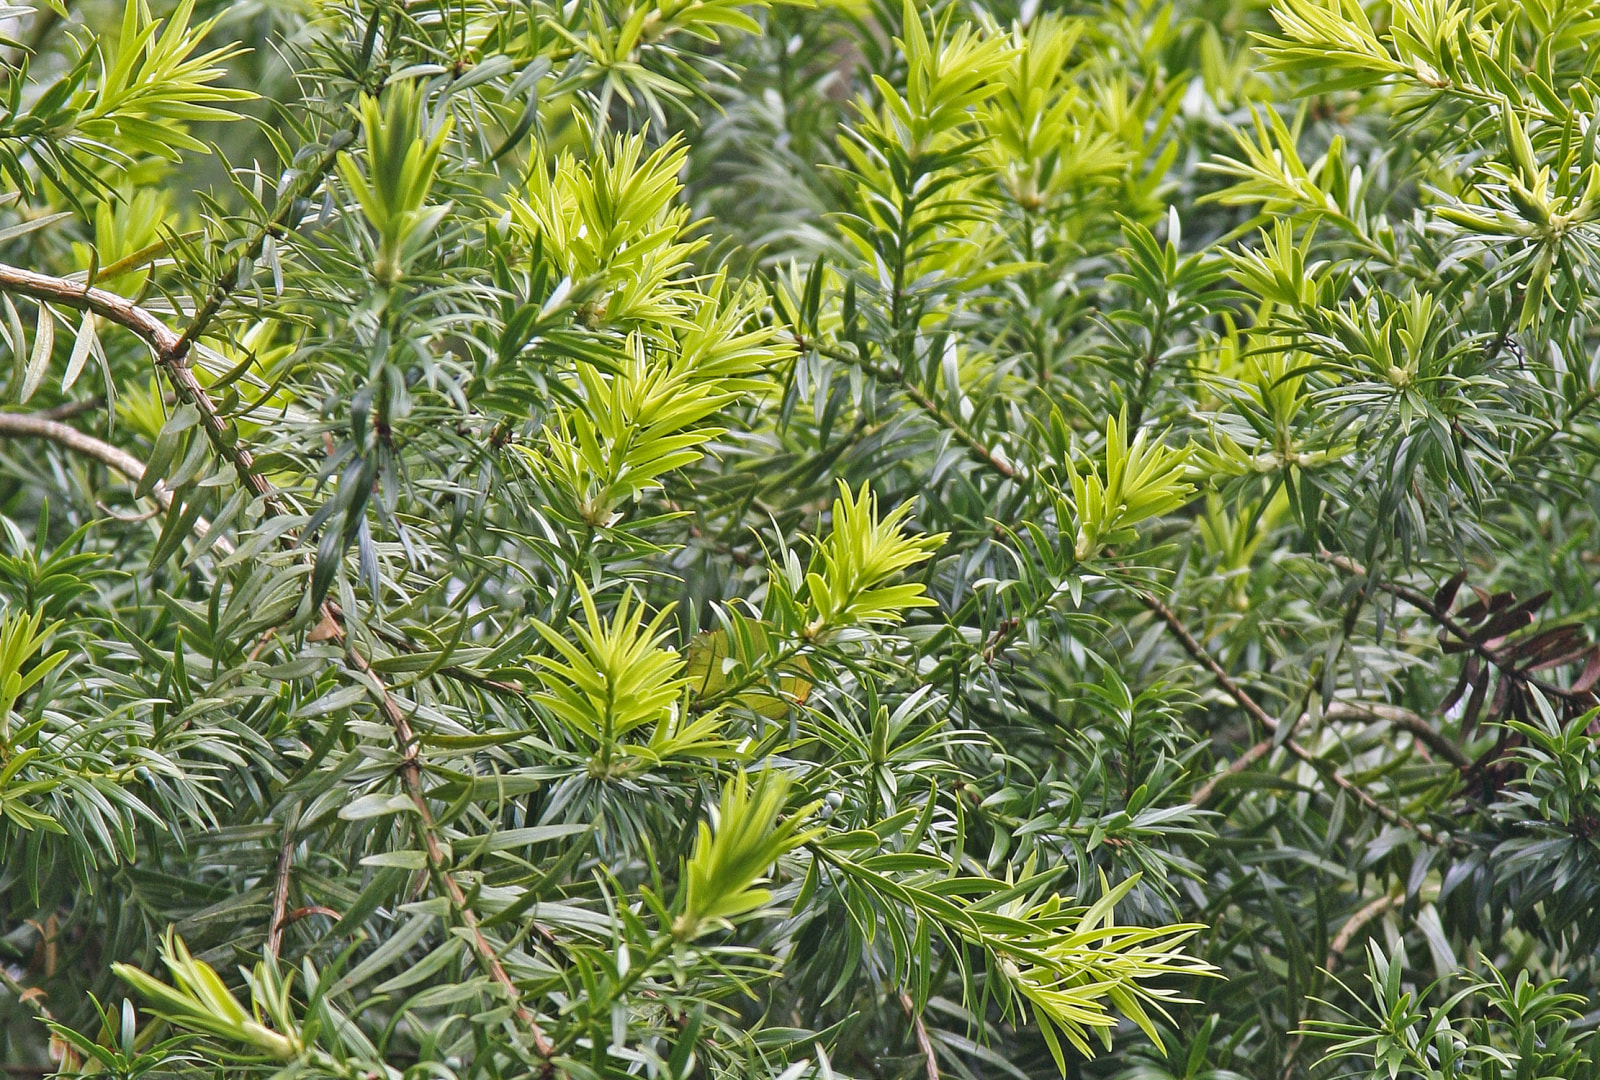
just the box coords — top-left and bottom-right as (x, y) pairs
(0, 1), (1598, 1078)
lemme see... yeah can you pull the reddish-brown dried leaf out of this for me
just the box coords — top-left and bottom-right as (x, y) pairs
(1434, 571), (1466, 613)
(1441, 654), (1477, 713)
(1462, 666), (1492, 733)
(1514, 624), (1587, 667)
(1571, 650), (1600, 695)
(1471, 593), (1548, 644)
(1455, 587), (1506, 625)
(1488, 676), (1513, 723)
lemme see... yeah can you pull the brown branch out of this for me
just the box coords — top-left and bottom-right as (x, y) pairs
(1321, 552), (1480, 651)
(1323, 701), (1472, 770)
(1139, 591), (1281, 732)
(0, 263), (287, 518)
(1143, 592), (1459, 847)
(1191, 701), (1471, 808)
(1283, 740), (1457, 848)
(265, 827), (295, 961)
(0, 265), (182, 352)
(0, 411), (234, 556)
(282, 904), (342, 925)
(346, 647), (555, 1057)
(899, 992), (939, 1080)
(1189, 735), (1276, 808)
(37, 395), (104, 421)
(0, 412), (163, 496)
(0, 265), (553, 1055)
(1325, 892), (1400, 971)
(896, 375), (1019, 480)
(324, 602), (527, 699)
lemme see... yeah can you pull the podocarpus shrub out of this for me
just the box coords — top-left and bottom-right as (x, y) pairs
(0, 1), (1598, 1078)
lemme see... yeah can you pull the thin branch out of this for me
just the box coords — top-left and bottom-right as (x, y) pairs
(0, 412), (164, 497)
(265, 826), (295, 961)
(0, 262), (287, 517)
(0, 266), (553, 1054)
(1295, 739), (1453, 846)
(1191, 701), (1472, 807)
(171, 129), (357, 359)
(1189, 735), (1275, 808)
(37, 396), (104, 421)
(0, 411), (234, 556)
(1143, 591), (1459, 847)
(1139, 591), (1281, 732)
(346, 647), (556, 1058)
(282, 905), (342, 925)
(767, 348), (1465, 840)
(1323, 701), (1472, 770)
(789, 335), (1023, 480)
(0, 264), (182, 352)
(1321, 552), (1482, 650)
(1326, 892), (1400, 971)
(324, 602), (527, 698)
(899, 992), (940, 1080)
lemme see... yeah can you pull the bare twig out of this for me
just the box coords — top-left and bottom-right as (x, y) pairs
(1323, 701), (1472, 770)
(1189, 735), (1276, 808)
(0, 411), (234, 556)
(1326, 892), (1400, 971)
(899, 992), (939, 1080)
(265, 827), (295, 961)
(37, 396), (104, 421)
(0, 262), (287, 518)
(1142, 592), (1459, 847)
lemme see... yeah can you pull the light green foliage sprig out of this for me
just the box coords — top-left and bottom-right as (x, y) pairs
(111, 930), (302, 1061)
(0, 0), (252, 197)
(673, 769), (820, 940)
(336, 84), (454, 287)
(530, 583), (733, 776)
(509, 132), (699, 329)
(801, 481), (947, 638)
(1070, 412), (1192, 561)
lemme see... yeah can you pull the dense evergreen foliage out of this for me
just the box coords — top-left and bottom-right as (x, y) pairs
(1, 0), (1599, 1077)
